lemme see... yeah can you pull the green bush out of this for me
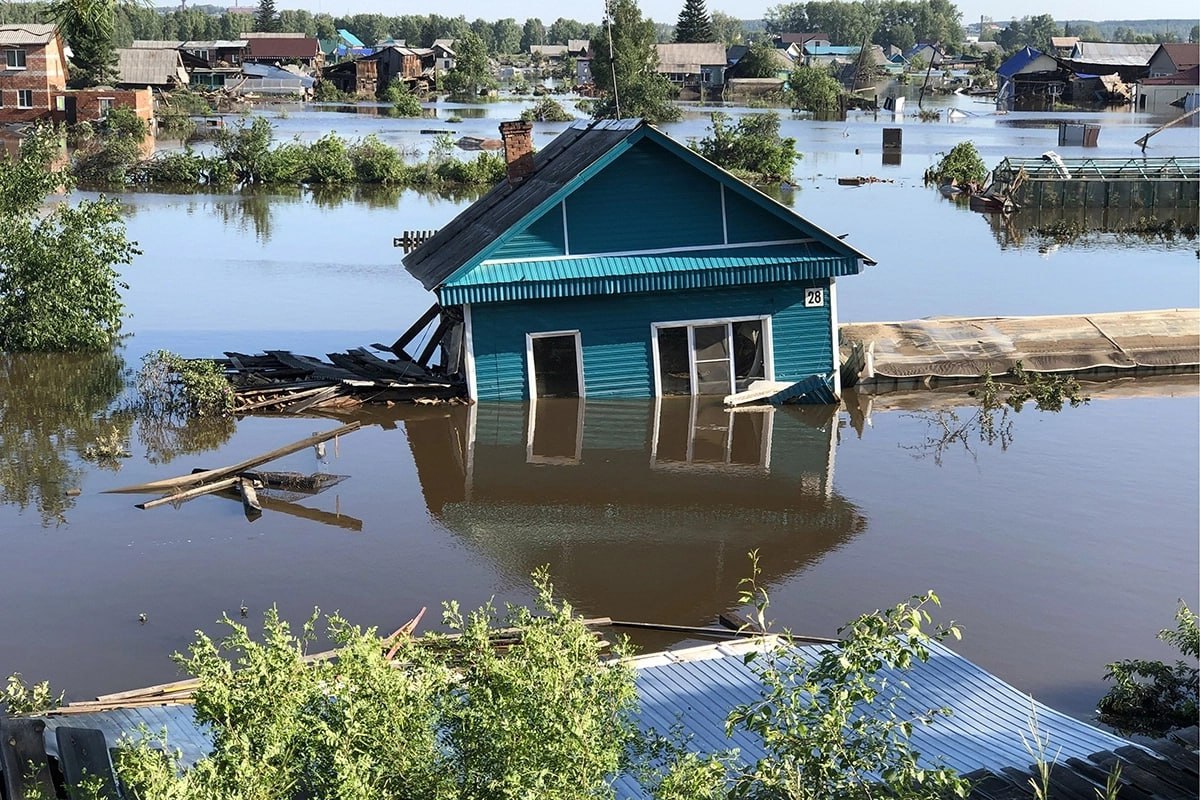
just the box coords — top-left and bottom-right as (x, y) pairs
(691, 112), (799, 184)
(786, 65), (844, 113)
(1099, 602), (1199, 734)
(520, 96), (573, 122)
(304, 134), (356, 184)
(380, 78), (423, 117)
(435, 151), (506, 186)
(104, 106), (148, 142)
(349, 134), (406, 183)
(313, 80), (355, 102)
(135, 350), (233, 418)
(926, 141), (988, 187)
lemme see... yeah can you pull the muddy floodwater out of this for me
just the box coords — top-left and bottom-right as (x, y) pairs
(1, 96), (1197, 725)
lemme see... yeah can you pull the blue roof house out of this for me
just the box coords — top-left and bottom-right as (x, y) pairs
(402, 118), (874, 402)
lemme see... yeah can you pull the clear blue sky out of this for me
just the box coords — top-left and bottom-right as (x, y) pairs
(282, 0), (1198, 26)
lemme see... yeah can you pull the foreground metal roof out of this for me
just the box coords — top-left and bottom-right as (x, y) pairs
(615, 637), (1142, 797)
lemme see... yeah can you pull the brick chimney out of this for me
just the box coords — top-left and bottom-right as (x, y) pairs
(499, 120), (535, 185)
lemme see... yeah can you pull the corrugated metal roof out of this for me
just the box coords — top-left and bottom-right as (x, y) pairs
(115, 47), (188, 86)
(131, 39), (184, 49)
(656, 42), (727, 69)
(0, 23), (56, 46)
(337, 28), (365, 47)
(613, 637), (1143, 798)
(1069, 41), (1157, 66)
(246, 36), (318, 60)
(404, 119), (874, 295)
(441, 245), (859, 305)
(531, 44), (568, 57)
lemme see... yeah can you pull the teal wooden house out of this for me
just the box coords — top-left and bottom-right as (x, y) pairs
(402, 118), (874, 402)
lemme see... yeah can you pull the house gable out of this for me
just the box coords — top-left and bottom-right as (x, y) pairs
(444, 125), (868, 297)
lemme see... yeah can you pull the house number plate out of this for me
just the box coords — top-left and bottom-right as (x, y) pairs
(804, 288), (825, 308)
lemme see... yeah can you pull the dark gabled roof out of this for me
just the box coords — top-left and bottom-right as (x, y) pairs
(403, 118), (875, 294)
(1156, 42), (1200, 72)
(246, 36), (318, 60)
(404, 119), (639, 291)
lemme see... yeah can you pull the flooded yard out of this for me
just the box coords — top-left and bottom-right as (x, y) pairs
(1, 96), (1197, 724)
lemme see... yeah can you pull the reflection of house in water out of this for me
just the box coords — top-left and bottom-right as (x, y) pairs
(405, 400), (864, 623)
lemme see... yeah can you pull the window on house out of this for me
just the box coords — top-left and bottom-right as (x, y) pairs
(6, 49), (26, 69)
(654, 318), (768, 396)
(527, 331), (583, 398)
(55, 95), (65, 111)
(17, 89), (32, 108)
(98, 97), (115, 116)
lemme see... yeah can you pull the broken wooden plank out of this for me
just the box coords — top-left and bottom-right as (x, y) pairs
(266, 351), (359, 382)
(389, 303), (440, 356)
(108, 422), (362, 494)
(236, 383), (338, 412)
(136, 477), (241, 509)
(417, 316), (453, 367)
(279, 385), (344, 414)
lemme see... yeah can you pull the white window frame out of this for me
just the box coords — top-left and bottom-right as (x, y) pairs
(650, 396), (774, 474)
(525, 398), (585, 466)
(650, 314), (774, 397)
(525, 329), (585, 401)
(6, 49), (26, 70)
(16, 89), (33, 108)
(97, 97), (115, 116)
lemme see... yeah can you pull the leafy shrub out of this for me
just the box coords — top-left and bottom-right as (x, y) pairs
(104, 106), (148, 142)
(304, 134), (356, 184)
(926, 141), (988, 187)
(691, 112), (799, 183)
(1099, 602), (1199, 734)
(313, 80), (355, 102)
(348, 134), (406, 183)
(3, 673), (62, 715)
(786, 65), (844, 113)
(135, 350), (234, 418)
(435, 151), (506, 186)
(113, 570), (637, 799)
(0, 129), (136, 351)
(380, 78), (423, 117)
(520, 96), (573, 122)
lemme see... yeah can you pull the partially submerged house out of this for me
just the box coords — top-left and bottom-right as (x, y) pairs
(1138, 65), (1200, 113)
(402, 118), (873, 402)
(1063, 41), (1157, 83)
(114, 47), (189, 90)
(0, 23), (67, 123)
(322, 45), (433, 97)
(655, 42), (728, 90)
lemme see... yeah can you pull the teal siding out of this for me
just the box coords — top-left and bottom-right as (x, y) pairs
(490, 204), (567, 260)
(469, 283), (832, 401)
(724, 188), (809, 243)
(565, 139), (724, 254)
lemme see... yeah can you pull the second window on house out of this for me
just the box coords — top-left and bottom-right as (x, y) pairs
(6, 49), (26, 69)
(17, 89), (32, 108)
(654, 318), (769, 396)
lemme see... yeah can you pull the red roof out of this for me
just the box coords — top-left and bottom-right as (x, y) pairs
(1157, 43), (1200, 72)
(1141, 65), (1199, 86)
(247, 37), (318, 60)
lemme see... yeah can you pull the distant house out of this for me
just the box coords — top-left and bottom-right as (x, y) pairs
(0, 23), (67, 123)
(802, 44), (860, 68)
(995, 45), (1061, 109)
(655, 42), (727, 88)
(529, 44), (568, 60)
(237, 62), (315, 96)
(431, 39), (456, 72)
(1138, 64), (1200, 112)
(1049, 36), (1079, 58)
(402, 119), (873, 402)
(567, 39), (590, 57)
(724, 46), (793, 80)
(243, 33), (322, 68)
(1065, 41), (1157, 82)
(114, 48), (189, 90)
(775, 32), (831, 49)
(51, 86), (153, 128)
(903, 42), (945, 67)
(322, 45), (434, 97)
(1148, 43), (1200, 78)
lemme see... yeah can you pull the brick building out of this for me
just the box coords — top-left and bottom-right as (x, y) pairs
(0, 23), (67, 123)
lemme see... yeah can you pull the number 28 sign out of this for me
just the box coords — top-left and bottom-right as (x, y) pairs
(804, 288), (825, 308)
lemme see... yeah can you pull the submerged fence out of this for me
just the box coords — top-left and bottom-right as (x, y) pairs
(986, 156), (1200, 209)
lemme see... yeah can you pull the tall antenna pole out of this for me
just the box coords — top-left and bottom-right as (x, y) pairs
(606, 0), (621, 118)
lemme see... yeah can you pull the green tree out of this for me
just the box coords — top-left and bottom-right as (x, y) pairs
(51, 0), (119, 87)
(736, 39), (784, 77)
(254, 0), (280, 33)
(675, 0), (716, 43)
(786, 63), (844, 112)
(764, 2), (807, 34)
(443, 30), (493, 96)
(691, 112), (798, 183)
(590, 0), (681, 123)
(492, 17), (522, 54)
(521, 17), (547, 50)
(0, 126), (137, 351)
(1190, 24), (1199, 43)
(548, 16), (590, 44)
(710, 11), (745, 45)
